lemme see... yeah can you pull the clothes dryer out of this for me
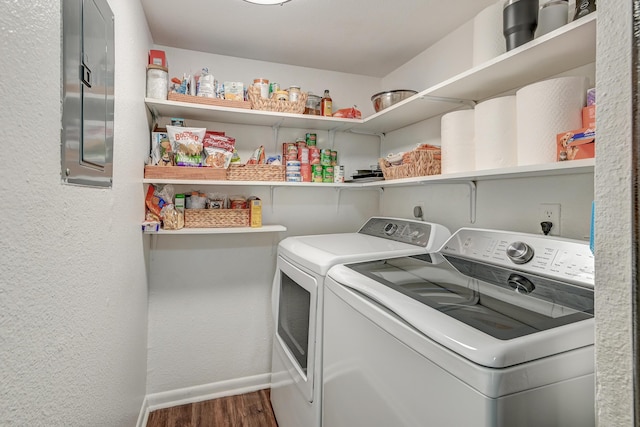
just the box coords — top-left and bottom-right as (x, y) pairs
(270, 217), (451, 427)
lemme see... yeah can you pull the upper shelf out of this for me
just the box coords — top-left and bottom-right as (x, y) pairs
(145, 98), (363, 131)
(145, 13), (596, 135)
(351, 13), (596, 134)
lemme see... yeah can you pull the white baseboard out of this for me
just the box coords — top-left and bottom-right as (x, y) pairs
(136, 395), (150, 427)
(136, 373), (271, 427)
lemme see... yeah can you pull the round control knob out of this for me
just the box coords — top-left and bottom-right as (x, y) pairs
(384, 223), (398, 236)
(506, 241), (534, 264)
(507, 274), (535, 294)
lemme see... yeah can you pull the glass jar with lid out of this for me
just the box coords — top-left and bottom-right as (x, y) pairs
(305, 93), (321, 115)
(288, 85), (301, 103)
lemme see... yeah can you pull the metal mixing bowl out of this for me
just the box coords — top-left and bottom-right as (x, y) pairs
(371, 90), (418, 112)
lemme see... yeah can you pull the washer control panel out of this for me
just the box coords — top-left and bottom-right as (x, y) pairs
(440, 228), (594, 287)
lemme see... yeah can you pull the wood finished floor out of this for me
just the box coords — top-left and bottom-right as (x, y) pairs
(146, 389), (278, 427)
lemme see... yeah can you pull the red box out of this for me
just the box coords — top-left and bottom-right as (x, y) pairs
(582, 105), (596, 128)
(557, 128), (595, 161)
(149, 49), (166, 68)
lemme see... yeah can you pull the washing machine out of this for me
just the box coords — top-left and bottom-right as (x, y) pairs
(270, 217), (451, 427)
(322, 227), (595, 427)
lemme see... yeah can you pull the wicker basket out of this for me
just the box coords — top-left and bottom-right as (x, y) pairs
(379, 146), (441, 180)
(247, 86), (307, 114)
(168, 92), (251, 109)
(184, 209), (250, 228)
(227, 164), (285, 181)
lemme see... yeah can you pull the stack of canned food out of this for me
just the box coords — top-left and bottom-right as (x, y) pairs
(283, 133), (344, 183)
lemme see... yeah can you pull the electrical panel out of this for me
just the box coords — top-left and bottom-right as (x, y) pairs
(61, 0), (115, 187)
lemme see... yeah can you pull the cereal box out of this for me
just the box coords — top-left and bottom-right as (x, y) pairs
(557, 128), (595, 161)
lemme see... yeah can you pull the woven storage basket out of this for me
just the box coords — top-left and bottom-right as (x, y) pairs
(227, 164), (285, 181)
(168, 92), (251, 109)
(247, 86), (307, 114)
(184, 209), (249, 228)
(379, 146), (441, 180)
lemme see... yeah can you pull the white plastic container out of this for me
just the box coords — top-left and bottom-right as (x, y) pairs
(146, 66), (168, 100)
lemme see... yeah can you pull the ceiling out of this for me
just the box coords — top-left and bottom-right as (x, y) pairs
(140, 0), (498, 77)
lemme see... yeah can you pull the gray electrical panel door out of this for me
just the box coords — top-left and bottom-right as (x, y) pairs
(61, 0), (114, 187)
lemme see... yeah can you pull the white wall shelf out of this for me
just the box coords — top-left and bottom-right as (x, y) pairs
(145, 225), (287, 235)
(145, 14), (595, 136)
(145, 98), (363, 131)
(143, 159), (594, 188)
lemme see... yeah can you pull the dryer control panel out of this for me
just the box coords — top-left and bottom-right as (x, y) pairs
(440, 228), (594, 288)
(358, 217), (435, 248)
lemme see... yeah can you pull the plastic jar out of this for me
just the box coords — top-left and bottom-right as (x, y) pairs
(253, 78), (270, 99)
(275, 90), (289, 102)
(146, 65), (168, 100)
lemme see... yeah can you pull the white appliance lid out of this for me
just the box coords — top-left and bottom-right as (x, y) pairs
(278, 217), (451, 276)
(279, 233), (425, 276)
(327, 263), (594, 368)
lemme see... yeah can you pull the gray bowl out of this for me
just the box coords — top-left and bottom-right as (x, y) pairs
(371, 90), (418, 112)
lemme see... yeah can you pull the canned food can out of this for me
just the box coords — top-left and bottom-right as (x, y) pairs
(334, 165), (345, 183)
(309, 147), (321, 165)
(301, 164), (312, 182)
(322, 165), (334, 183)
(286, 172), (302, 182)
(305, 133), (317, 146)
(320, 148), (332, 166)
(284, 142), (298, 161)
(298, 147), (309, 164)
(312, 165), (324, 182)
(331, 150), (338, 166)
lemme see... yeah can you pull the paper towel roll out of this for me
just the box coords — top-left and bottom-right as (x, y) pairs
(475, 96), (517, 170)
(516, 76), (587, 166)
(473, 0), (506, 66)
(441, 110), (475, 174)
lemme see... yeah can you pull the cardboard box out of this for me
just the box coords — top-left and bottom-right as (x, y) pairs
(557, 128), (595, 161)
(582, 105), (596, 128)
(587, 87), (596, 106)
(142, 221), (160, 233)
(224, 81), (244, 101)
(149, 49), (166, 67)
(151, 129), (171, 166)
(175, 194), (185, 213)
(249, 197), (262, 228)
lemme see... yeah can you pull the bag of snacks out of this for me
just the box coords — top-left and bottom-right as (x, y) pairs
(167, 125), (206, 167)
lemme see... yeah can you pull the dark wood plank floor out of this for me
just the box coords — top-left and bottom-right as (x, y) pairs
(146, 389), (278, 427)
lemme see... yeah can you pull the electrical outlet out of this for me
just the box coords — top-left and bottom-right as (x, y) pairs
(538, 203), (561, 235)
(414, 201), (426, 220)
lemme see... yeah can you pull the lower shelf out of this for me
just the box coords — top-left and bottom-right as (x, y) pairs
(145, 225), (287, 235)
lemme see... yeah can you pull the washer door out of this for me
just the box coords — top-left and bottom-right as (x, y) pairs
(273, 256), (318, 402)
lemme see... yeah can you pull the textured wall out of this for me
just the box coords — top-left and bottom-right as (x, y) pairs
(594, 0), (635, 424)
(0, 1), (151, 425)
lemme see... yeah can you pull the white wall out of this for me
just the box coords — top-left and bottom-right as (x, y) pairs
(382, 19), (474, 92)
(594, 0), (635, 424)
(0, 1), (151, 425)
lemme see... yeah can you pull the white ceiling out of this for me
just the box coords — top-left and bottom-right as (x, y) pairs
(140, 0), (498, 77)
